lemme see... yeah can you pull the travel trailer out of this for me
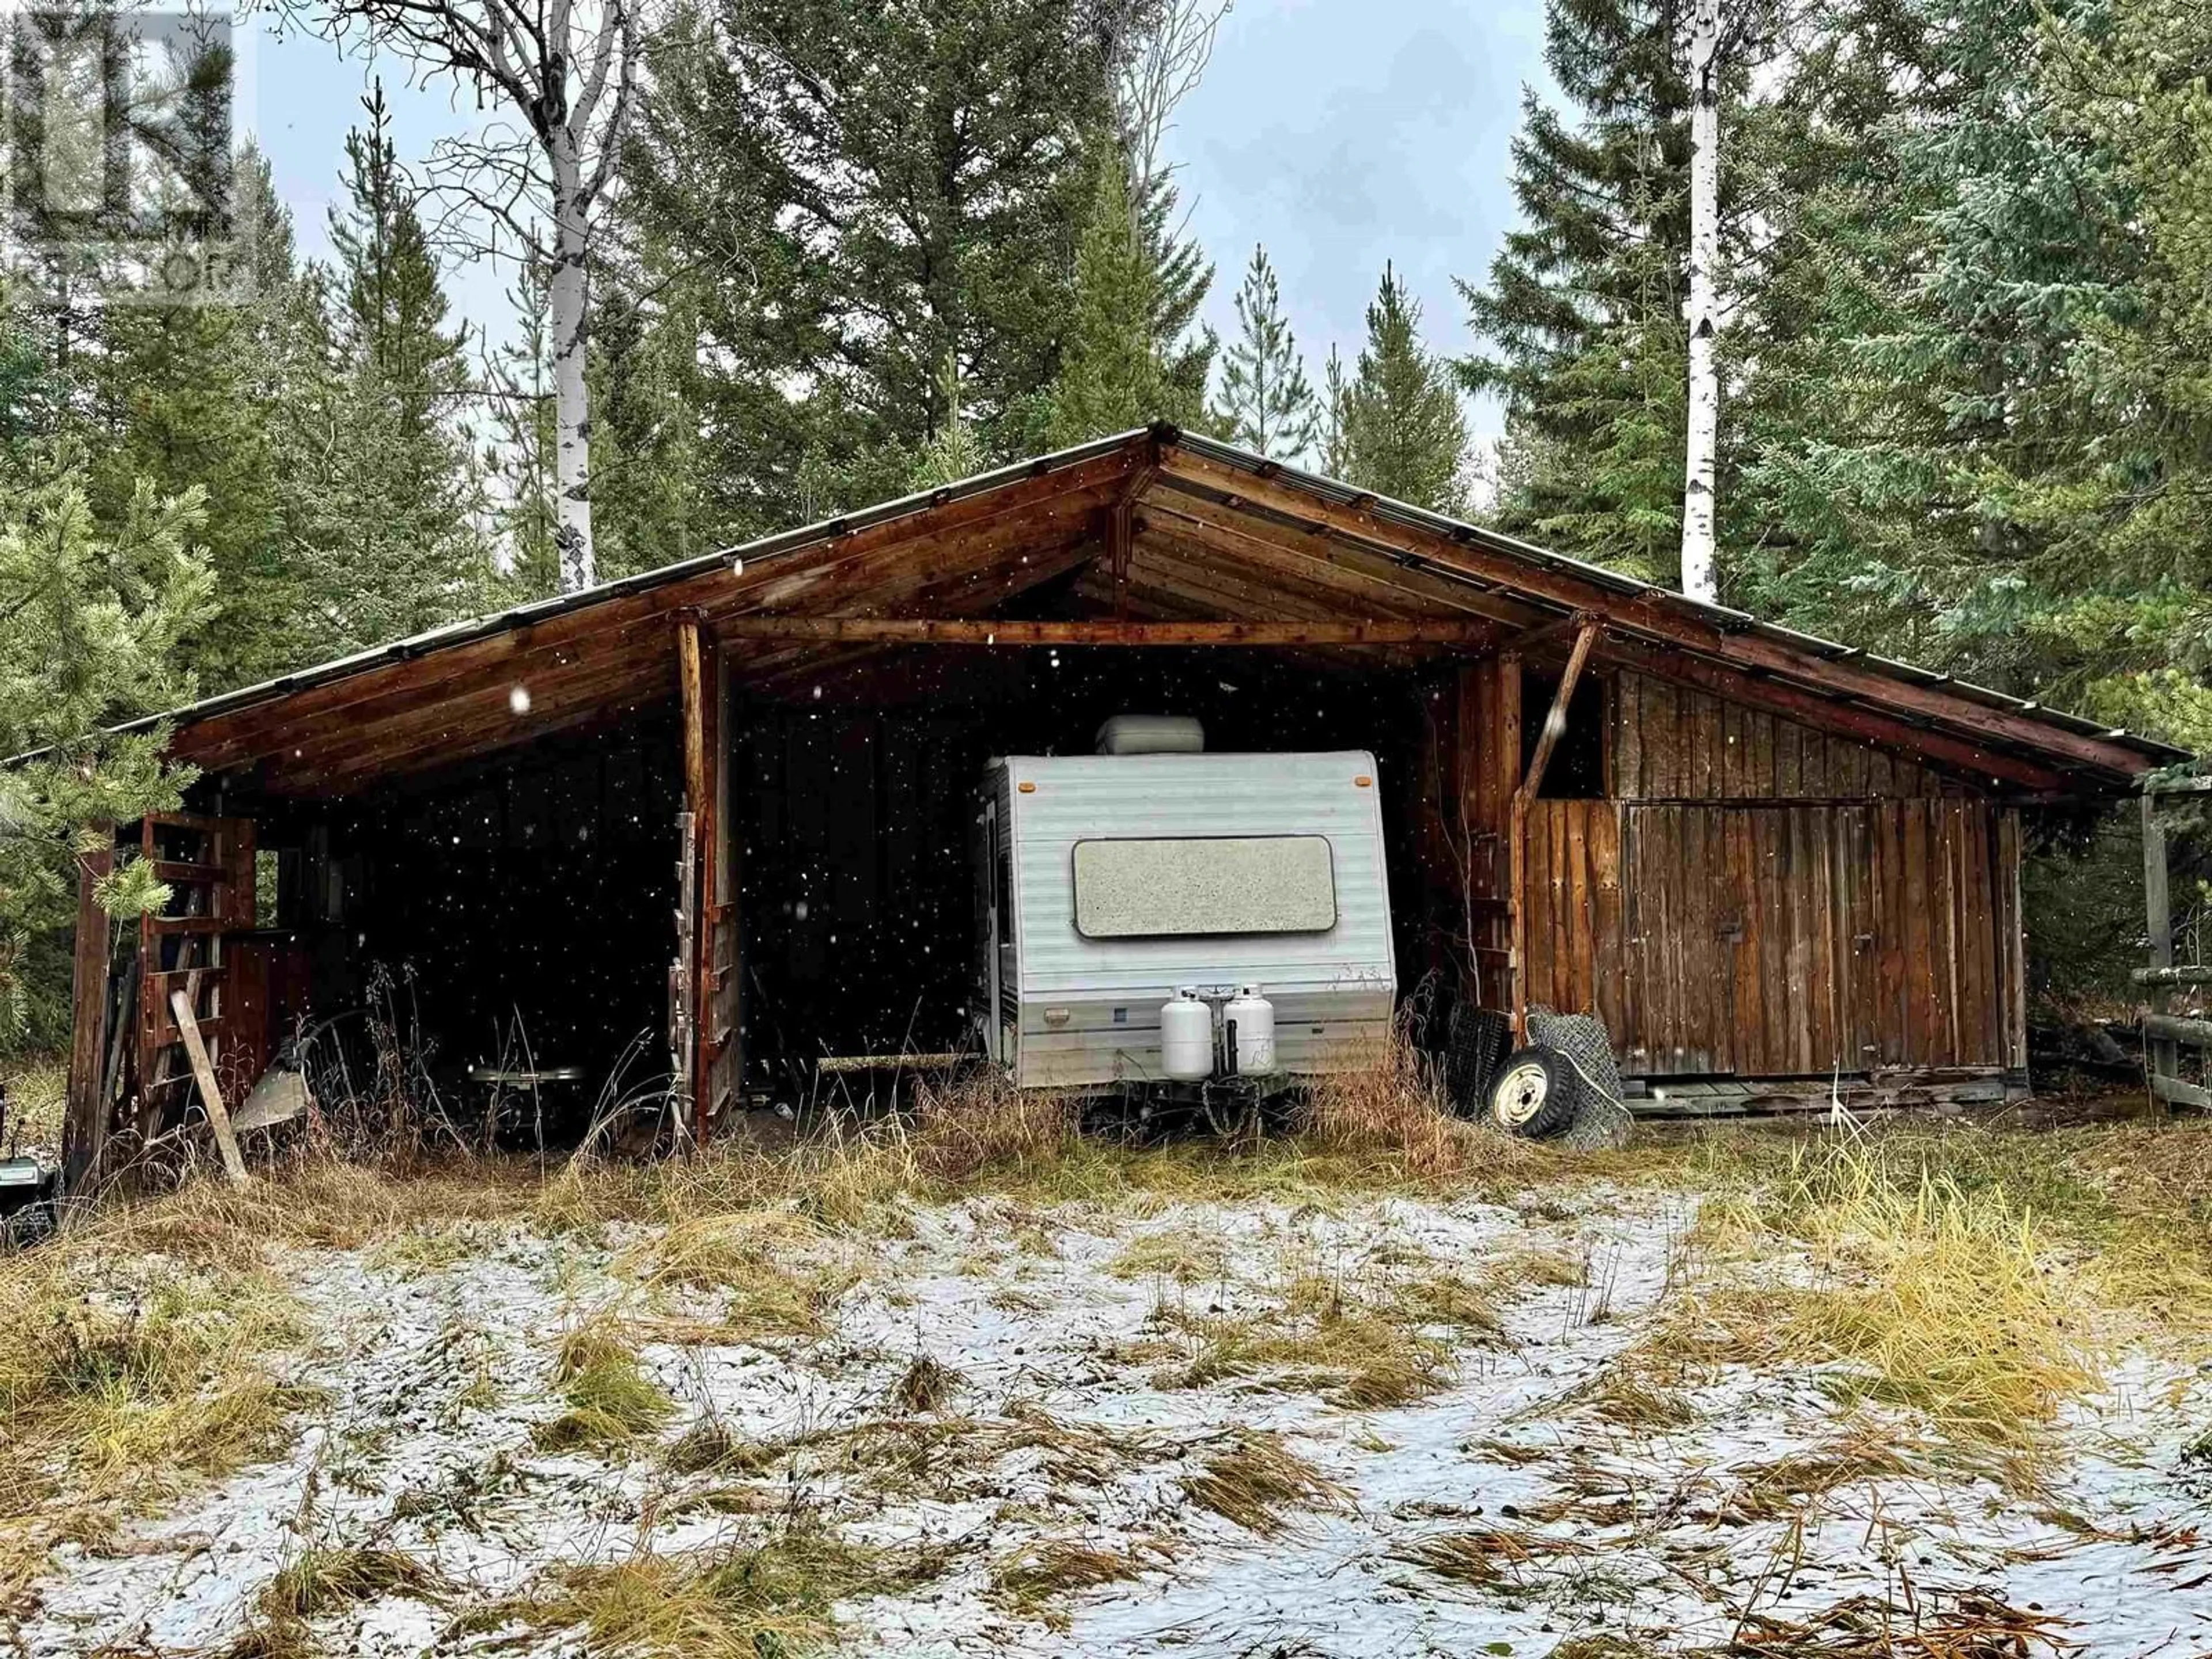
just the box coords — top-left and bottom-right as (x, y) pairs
(977, 719), (1396, 1092)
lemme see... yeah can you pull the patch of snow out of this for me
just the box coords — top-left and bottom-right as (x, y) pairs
(10, 1185), (2211, 1658)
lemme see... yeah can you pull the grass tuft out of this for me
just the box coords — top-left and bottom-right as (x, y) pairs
(891, 1353), (961, 1415)
(1297, 1028), (1545, 1188)
(1393, 1524), (1592, 1588)
(1179, 1428), (1349, 1536)
(990, 1536), (1166, 1622)
(262, 1545), (442, 1616)
(1152, 1265), (1456, 1408)
(1768, 1140), (2102, 1445)
(531, 1321), (672, 1453)
(467, 1516), (945, 1657)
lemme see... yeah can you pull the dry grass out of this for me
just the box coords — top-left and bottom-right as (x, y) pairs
(0, 1232), (309, 1610)
(530, 1321), (673, 1453)
(1150, 1259), (1459, 1408)
(1717, 1427), (1929, 1524)
(628, 1210), (856, 1342)
(261, 1544), (442, 1616)
(1393, 1524), (1593, 1588)
(891, 1353), (961, 1414)
(457, 1516), (945, 1659)
(1, 1055), (65, 1147)
(1108, 1226), (1232, 1285)
(990, 1535), (1168, 1621)
(1764, 1141), (2103, 1446)
(1297, 1029), (1546, 1188)
(1179, 1427), (1350, 1536)
(667, 1403), (1166, 1509)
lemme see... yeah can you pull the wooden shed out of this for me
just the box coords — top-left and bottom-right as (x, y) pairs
(58, 427), (2181, 1181)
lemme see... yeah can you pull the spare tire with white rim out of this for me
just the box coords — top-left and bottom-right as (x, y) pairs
(1484, 1045), (1581, 1140)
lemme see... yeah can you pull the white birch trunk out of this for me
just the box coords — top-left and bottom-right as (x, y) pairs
(1680, 0), (1722, 605)
(549, 132), (595, 593)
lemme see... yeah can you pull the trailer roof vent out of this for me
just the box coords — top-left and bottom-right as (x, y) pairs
(1095, 715), (1205, 756)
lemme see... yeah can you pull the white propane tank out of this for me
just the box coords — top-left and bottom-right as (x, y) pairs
(1225, 985), (1277, 1074)
(1160, 988), (1215, 1082)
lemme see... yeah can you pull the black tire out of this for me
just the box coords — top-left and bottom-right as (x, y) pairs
(1484, 1045), (1581, 1140)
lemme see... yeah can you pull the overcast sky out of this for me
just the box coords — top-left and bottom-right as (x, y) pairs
(245, 0), (1554, 446)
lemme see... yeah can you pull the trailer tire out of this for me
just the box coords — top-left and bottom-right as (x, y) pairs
(1485, 1046), (1580, 1140)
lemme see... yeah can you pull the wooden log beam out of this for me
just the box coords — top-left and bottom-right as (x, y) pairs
(1520, 623), (1600, 801)
(2133, 964), (2212, 987)
(1135, 493), (1541, 627)
(677, 613), (715, 1148)
(61, 834), (114, 1198)
(2144, 793), (2176, 1109)
(715, 617), (1502, 646)
(2142, 1011), (2212, 1048)
(170, 453), (1138, 772)
(1512, 625), (1599, 1037)
(1152, 445), (2152, 782)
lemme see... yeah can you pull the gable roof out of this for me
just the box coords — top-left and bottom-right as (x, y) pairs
(126, 425), (2183, 797)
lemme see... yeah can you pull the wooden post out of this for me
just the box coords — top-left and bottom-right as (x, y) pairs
(677, 613), (715, 1147)
(1512, 624), (1600, 1037)
(60, 834), (115, 1198)
(171, 988), (248, 1185)
(2143, 790), (2176, 1113)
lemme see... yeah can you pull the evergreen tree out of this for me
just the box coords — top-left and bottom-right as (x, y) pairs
(1340, 264), (1469, 514)
(1732, 0), (2212, 741)
(295, 86), (491, 650)
(86, 162), (302, 691)
(1211, 245), (1320, 461)
(1127, 168), (1217, 437)
(911, 352), (990, 488)
(0, 447), (215, 1047)
(1456, 0), (1697, 575)
(1319, 345), (1352, 478)
(483, 264), (563, 597)
(1047, 158), (1178, 444)
(619, 0), (1138, 534)
(588, 273), (706, 580)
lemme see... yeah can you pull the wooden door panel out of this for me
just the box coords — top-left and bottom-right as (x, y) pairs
(1525, 800), (2005, 1078)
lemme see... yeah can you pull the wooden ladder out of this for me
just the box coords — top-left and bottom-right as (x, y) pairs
(134, 813), (256, 1140)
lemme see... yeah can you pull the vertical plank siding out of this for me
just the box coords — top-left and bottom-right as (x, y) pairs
(1610, 672), (1946, 802)
(1525, 797), (2013, 1078)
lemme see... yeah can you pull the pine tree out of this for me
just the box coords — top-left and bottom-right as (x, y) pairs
(1319, 345), (1352, 477)
(1456, 0), (1696, 575)
(483, 264), (563, 598)
(0, 446), (215, 1047)
(1340, 264), (1469, 514)
(1047, 158), (1175, 445)
(1128, 170), (1217, 437)
(1211, 245), (1320, 461)
(328, 84), (465, 405)
(619, 0), (1137, 533)
(294, 89), (491, 650)
(910, 352), (989, 488)
(86, 164), (301, 691)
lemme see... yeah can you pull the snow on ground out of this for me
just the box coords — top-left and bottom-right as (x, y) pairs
(13, 1183), (2212, 1658)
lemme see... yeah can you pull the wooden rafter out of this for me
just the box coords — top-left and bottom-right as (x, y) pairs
(1151, 445), (2152, 782)
(715, 618), (1504, 646)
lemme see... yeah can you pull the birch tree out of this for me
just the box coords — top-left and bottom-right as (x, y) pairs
(1680, 0), (1723, 603)
(301, 0), (641, 592)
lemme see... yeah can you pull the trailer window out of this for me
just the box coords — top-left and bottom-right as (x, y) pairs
(1071, 836), (1336, 938)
